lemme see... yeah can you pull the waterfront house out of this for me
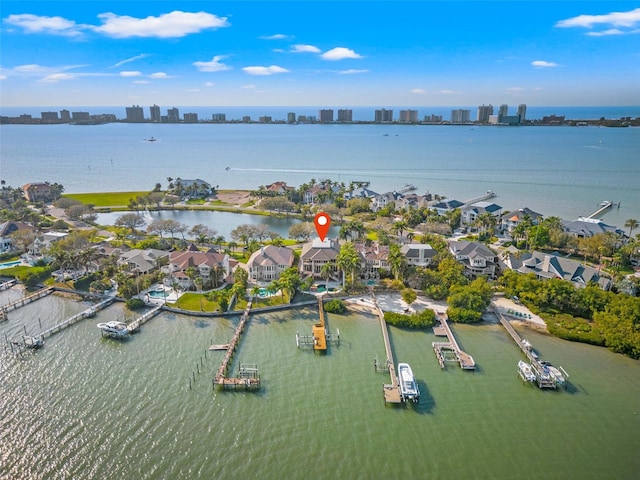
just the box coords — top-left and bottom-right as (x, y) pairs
(299, 238), (340, 280)
(432, 199), (464, 216)
(448, 240), (498, 278)
(303, 184), (339, 204)
(0, 221), (34, 252)
(173, 178), (211, 199)
(25, 231), (68, 262)
(354, 242), (389, 279)
(21, 182), (52, 203)
(166, 248), (230, 290)
(400, 243), (438, 268)
(344, 186), (379, 201)
(460, 201), (503, 226)
(265, 181), (295, 195)
(500, 207), (543, 233)
(117, 248), (170, 275)
(247, 245), (295, 284)
(395, 193), (432, 211)
(371, 192), (402, 212)
(561, 217), (625, 238)
(502, 250), (611, 290)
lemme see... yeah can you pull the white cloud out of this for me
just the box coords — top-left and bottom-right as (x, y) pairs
(531, 60), (559, 68)
(93, 11), (229, 38)
(133, 80), (150, 84)
(321, 47), (362, 61)
(4, 14), (82, 37)
(291, 44), (321, 53)
(242, 84), (256, 89)
(205, 82), (214, 87)
(112, 54), (149, 68)
(14, 64), (51, 73)
(411, 88), (426, 94)
(260, 34), (291, 40)
(149, 72), (168, 78)
(242, 65), (289, 76)
(0, 75), (7, 80)
(507, 86), (523, 92)
(39, 73), (75, 83)
(437, 89), (461, 95)
(556, 8), (640, 29)
(193, 55), (231, 72)
(338, 69), (369, 75)
(556, 8), (640, 36)
(120, 71), (142, 77)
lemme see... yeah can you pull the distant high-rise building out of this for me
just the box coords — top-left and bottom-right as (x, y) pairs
(183, 113), (198, 123)
(399, 110), (418, 123)
(287, 112), (296, 124)
(450, 109), (471, 124)
(125, 105), (144, 122)
(498, 104), (509, 122)
(319, 109), (334, 123)
(212, 113), (226, 122)
(297, 115), (308, 123)
(41, 111), (59, 122)
(259, 116), (272, 123)
(477, 104), (493, 123)
(167, 107), (180, 123)
(375, 108), (393, 123)
(242, 116), (251, 123)
(60, 109), (70, 122)
(150, 104), (161, 122)
(337, 109), (353, 122)
(423, 114), (443, 123)
(72, 111), (91, 122)
(517, 104), (527, 123)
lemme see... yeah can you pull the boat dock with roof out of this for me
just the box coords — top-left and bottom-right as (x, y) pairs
(432, 313), (476, 370)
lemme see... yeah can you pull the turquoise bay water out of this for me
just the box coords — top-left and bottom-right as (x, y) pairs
(1, 291), (639, 479)
(1, 123), (639, 225)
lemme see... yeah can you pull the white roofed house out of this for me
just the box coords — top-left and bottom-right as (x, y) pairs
(561, 217), (626, 239)
(25, 231), (68, 263)
(449, 240), (498, 278)
(400, 243), (438, 268)
(247, 245), (295, 284)
(299, 238), (340, 281)
(371, 192), (402, 212)
(500, 207), (543, 233)
(0, 221), (34, 253)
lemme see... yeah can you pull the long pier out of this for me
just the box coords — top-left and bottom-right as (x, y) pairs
(214, 300), (260, 390)
(432, 314), (476, 370)
(494, 308), (563, 389)
(313, 296), (327, 351)
(127, 305), (163, 332)
(38, 298), (115, 339)
(0, 279), (17, 291)
(0, 287), (53, 315)
(462, 190), (497, 207)
(372, 298), (402, 404)
(587, 201), (614, 219)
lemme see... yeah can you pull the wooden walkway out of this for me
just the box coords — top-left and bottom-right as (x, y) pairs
(0, 287), (53, 315)
(432, 314), (476, 370)
(313, 296), (327, 351)
(372, 298), (402, 404)
(38, 297), (115, 339)
(587, 201), (613, 219)
(214, 300), (259, 390)
(127, 305), (163, 332)
(0, 279), (17, 292)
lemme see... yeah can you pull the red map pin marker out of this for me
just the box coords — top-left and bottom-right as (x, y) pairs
(314, 212), (331, 241)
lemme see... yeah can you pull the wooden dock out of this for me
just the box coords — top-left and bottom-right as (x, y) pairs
(313, 296), (327, 351)
(494, 309), (562, 389)
(0, 287), (53, 315)
(0, 279), (17, 291)
(432, 314), (476, 370)
(39, 298), (114, 339)
(127, 305), (163, 332)
(372, 298), (402, 404)
(587, 201), (614, 219)
(214, 300), (260, 390)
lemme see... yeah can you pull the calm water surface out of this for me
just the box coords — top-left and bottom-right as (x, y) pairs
(2, 123), (639, 226)
(1, 289), (638, 479)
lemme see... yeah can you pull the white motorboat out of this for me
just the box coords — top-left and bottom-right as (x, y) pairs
(517, 360), (536, 382)
(398, 363), (420, 403)
(97, 321), (129, 338)
(541, 361), (567, 387)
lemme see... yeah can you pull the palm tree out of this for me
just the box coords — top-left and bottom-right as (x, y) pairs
(625, 218), (638, 238)
(387, 243), (406, 281)
(336, 242), (361, 287)
(320, 263), (334, 284)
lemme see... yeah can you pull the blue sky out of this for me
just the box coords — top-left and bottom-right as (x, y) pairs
(1, 1), (639, 106)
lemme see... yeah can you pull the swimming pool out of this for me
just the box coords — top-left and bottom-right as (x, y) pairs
(148, 289), (168, 299)
(0, 260), (21, 269)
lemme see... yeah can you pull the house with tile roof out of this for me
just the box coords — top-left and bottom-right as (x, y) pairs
(117, 248), (170, 275)
(354, 242), (389, 279)
(299, 238), (340, 280)
(166, 248), (230, 290)
(247, 245), (295, 284)
(448, 240), (498, 278)
(370, 191), (403, 212)
(502, 250), (611, 290)
(0, 221), (34, 252)
(500, 207), (543, 232)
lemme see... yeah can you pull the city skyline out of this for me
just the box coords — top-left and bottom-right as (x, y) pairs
(1, 1), (640, 107)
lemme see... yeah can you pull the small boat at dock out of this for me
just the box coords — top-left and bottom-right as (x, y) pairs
(398, 362), (420, 403)
(517, 360), (536, 383)
(541, 361), (568, 387)
(97, 321), (129, 338)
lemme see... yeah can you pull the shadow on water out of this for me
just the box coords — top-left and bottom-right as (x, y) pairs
(413, 379), (435, 414)
(192, 319), (210, 329)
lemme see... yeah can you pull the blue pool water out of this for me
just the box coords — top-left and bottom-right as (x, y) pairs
(0, 260), (20, 269)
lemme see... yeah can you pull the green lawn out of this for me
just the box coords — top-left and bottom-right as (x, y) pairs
(169, 292), (221, 312)
(64, 191), (151, 207)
